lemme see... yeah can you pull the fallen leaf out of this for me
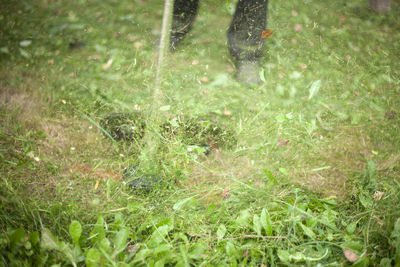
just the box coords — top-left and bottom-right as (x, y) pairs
(294, 23), (303, 32)
(102, 59), (113, 70)
(48, 59), (54, 65)
(61, 99), (67, 104)
(200, 76), (209, 83)
(223, 110), (232, 116)
(345, 55), (351, 61)
(94, 180), (99, 190)
(261, 29), (273, 39)
(222, 187), (230, 200)
(277, 138), (289, 146)
(134, 41), (143, 49)
(300, 64), (307, 71)
(344, 249), (359, 263)
(374, 191), (384, 200)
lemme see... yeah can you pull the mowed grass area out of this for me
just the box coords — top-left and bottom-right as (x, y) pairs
(1, 0), (400, 265)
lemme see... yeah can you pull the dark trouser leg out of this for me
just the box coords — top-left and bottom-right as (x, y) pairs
(228, 0), (268, 61)
(228, 0), (268, 84)
(170, 0), (200, 51)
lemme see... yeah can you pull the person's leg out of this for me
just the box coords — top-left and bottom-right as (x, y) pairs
(228, 0), (268, 84)
(170, 0), (200, 51)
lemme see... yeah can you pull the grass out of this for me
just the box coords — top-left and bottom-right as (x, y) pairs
(1, 0), (400, 265)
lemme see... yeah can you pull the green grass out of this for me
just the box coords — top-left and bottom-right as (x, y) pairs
(1, 0), (400, 265)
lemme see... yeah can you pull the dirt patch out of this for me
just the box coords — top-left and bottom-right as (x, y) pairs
(71, 164), (122, 180)
(1, 76), (117, 184)
(294, 126), (375, 198)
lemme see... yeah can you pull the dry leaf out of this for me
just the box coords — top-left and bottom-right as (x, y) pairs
(344, 249), (359, 263)
(261, 29), (273, 39)
(200, 76), (209, 83)
(134, 41), (143, 49)
(300, 64), (307, 71)
(374, 191), (384, 200)
(48, 59), (54, 65)
(277, 138), (289, 146)
(222, 187), (230, 199)
(223, 110), (232, 116)
(345, 55), (351, 61)
(102, 59), (113, 70)
(294, 23), (303, 32)
(94, 180), (99, 190)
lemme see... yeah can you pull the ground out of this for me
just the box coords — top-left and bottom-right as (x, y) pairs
(0, 0), (400, 265)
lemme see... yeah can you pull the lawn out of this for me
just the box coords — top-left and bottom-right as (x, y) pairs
(0, 0), (399, 265)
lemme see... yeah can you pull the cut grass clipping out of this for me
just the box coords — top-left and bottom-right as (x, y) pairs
(99, 112), (237, 152)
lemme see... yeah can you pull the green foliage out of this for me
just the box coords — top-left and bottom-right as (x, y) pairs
(161, 116), (237, 150)
(0, 229), (48, 266)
